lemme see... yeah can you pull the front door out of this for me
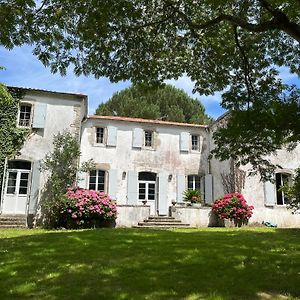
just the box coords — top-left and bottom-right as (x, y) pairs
(1, 161), (31, 214)
(138, 172), (157, 215)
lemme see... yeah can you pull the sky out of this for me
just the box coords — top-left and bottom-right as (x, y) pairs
(0, 45), (299, 119)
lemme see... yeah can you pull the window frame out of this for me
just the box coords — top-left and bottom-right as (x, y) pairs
(275, 172), (291, 206)
(95, 126), (106, 145)
(191, 134), (200, 151)
(18, 103), (33, 128)
(144, 130), (154, 148)
(187, 175), (201, 192)
(88, 169), (107, 192)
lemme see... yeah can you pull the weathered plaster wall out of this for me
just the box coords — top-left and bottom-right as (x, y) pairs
(115, 205), (150, 227)
(80, 118), (209, 210)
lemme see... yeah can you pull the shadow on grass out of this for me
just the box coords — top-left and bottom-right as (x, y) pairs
(0, 228), (299, 299)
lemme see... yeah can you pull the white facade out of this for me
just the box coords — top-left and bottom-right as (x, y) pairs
(1, 87), (299, 227)
(0, 87), (87, 218)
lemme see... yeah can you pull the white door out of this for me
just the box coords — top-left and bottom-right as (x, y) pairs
(138, 181), (157, 215)
(2, 168), (30, 214)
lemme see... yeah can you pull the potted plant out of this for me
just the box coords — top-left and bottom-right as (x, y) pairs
(183, 189), (202, 206)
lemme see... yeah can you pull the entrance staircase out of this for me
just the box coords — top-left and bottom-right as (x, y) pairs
(134, 216), (190, 228)
(0, 215), (27, 228)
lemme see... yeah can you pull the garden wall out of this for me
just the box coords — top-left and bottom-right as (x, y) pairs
(116, 205), (150, 227)
(170, 205), (219, 227)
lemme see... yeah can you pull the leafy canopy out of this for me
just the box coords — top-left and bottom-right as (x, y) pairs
(1, 1), (300, 198)
(96, 84), (212, 124)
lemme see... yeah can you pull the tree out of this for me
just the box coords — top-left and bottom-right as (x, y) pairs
(1, 1), (300, 203)
(0, 84), (28, 203)
(96, 84), (212, 124)
(39, 131), (81, 228)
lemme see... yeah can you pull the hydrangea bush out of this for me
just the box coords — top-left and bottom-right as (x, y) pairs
(212, 193), (254, 226)
(60, 187), (117, 228)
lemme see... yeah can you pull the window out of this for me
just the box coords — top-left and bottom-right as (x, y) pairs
(144, 130), (153, 147)
(191, 135), (200, 151)
(18, 104), (32, 127)
(89, 170), (106, 191)
(275, 173), (290, 205)
(188, 175), (201, 191)
(96, 127), (105, 144)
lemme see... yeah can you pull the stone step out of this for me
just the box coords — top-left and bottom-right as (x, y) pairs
(138, 221), (190, 227)
(133, 225), (191, 229)
(0, 215), (27, 228)
(144, 218), (181, 223)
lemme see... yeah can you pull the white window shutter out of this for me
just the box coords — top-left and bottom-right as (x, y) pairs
(32, 103), (47, 128)
(132, 128), (143, 148)
(28, 160), (41, 214)
(108, 169), (118, 200)
(158, 172), (168, 215)
(176, 174), (186, 203)
(205, 174), (213, 204)
(127, 170), (138, 204)
(180, 132), (189, 152)
(77, 171), (87, 189)
(264, 180), (276, 206)
(107, 126), (117, 147)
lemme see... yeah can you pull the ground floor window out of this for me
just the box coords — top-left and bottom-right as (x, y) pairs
(187, 175), (201, 191)
(89, 170), (106, 191)
(275, 173), (290, 205)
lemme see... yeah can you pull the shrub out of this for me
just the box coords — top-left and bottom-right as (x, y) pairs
(60, 187), (117, 229)
(183, 189), (202, 203)
(212, 193), (254, 223)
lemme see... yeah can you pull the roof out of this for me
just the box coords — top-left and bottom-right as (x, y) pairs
(88, 115), (208, 128)
(8, 86), (88, 99)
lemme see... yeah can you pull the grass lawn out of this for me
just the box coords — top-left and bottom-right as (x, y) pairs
(0, 228), (299, 300)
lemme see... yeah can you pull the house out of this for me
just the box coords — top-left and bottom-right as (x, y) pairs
(1, 87), (299, 227)
(0, 87), (87, 225)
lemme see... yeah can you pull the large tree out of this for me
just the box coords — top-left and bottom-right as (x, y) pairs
(96, 84), (212, 124)
(1, 1), (300, 200)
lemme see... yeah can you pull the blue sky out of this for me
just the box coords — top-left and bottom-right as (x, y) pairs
(0, 46), (299, 119)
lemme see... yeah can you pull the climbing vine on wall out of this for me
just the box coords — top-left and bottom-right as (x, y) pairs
(0, 84), (29, 202)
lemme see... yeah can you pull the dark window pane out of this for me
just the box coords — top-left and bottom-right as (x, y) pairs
(97, 183), (105, 192)
(7, 187), (15, 194)
(90, 170), (96, 177)
(139, 194), (146, 200)
(138, 172), (156, 181)
(21, 173), (29, 180)
(8, 160), (31, 170)
(19, 187), (28, 194)
(89, 176), (96, 184)
(276, 173), (284, 205)
(89, 183), (96, 190)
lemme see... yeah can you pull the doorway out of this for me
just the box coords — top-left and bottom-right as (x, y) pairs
(138, 172), (157, 215)
(1, 160), (31, 214)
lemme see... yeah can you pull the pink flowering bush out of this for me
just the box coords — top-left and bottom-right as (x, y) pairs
(60, 187), (117, 228)
(212, 193), (254, 226)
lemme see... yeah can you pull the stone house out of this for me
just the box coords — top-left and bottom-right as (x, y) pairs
(1, 87), (299, 227)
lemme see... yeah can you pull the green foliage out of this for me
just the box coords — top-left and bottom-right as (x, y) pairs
(39, 131), (81, 228)
(96, 84), (212, 124)
(2, 2), (300, 203)
(0, 84), (28, 202)
(182, 189), (202, 203)
(283, 168), (300, 212)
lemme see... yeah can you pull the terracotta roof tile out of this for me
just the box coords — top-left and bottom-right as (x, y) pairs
(88, 115), (208, 128)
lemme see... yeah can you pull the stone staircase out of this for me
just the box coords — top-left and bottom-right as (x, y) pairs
(0, 215), (27, 228)
(134, 215), (190, 228)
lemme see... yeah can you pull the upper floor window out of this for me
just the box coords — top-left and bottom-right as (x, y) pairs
(191, 135), (200, 151)
(18, 104), (32, 127)
(144, 130), (153, 147)
(89, 170), (106, 192)
(276, 173), (291, 205)
(96, 127), (105, 144)
(188, 175), (201, 191)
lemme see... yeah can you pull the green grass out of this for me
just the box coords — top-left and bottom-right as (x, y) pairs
(0, 228), (299, 300)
